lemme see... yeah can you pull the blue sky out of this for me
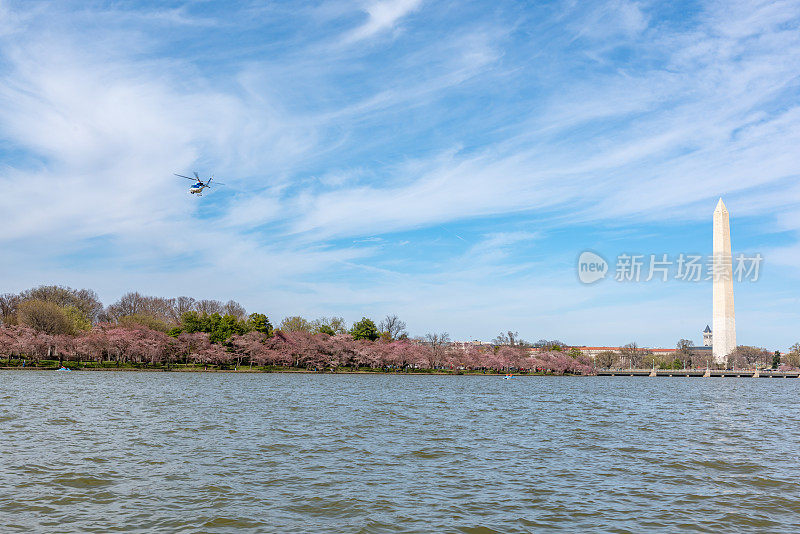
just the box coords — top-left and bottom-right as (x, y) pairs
(1, 0), (799, 349)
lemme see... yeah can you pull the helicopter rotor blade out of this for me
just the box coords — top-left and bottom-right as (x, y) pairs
(194, 171), (200, 180)
(174, 174), (195, 181)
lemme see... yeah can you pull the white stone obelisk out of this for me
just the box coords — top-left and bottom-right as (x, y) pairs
(712, 198), (736, 365)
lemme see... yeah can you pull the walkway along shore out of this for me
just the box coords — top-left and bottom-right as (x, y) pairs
(597, 369), (799, 378)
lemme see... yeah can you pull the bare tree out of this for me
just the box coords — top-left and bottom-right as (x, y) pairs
(107, 291), (146, 319)
(379, 314), (407, 341)
(146, 297), (176, 322)
(0, 293), (20, 325)
(729, 345), (769, 368)
(196, 299), (224, 316)
(675, 339), (693, 367)
(595, 351), (616, 368)
(175, 296), (196, 314)
(493, 331), (534, 347)
(171, 296), (197, 322)
(532, 339), (564, 350)
(424, 332), (451, 368)
(494, 331), (517, 346)
(620, 342), (646, 368)
(223, 300), (247, 320)
(107, 293), (177, 326)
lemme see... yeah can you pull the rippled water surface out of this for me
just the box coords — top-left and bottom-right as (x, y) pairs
(2, 371), (800, 533)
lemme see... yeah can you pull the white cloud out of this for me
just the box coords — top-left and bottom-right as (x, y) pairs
(274, 0), (800, 239)
(343, 0), (423, 43)
(569, 0), (649, 41)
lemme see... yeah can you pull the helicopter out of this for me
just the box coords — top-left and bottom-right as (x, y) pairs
(174, 172), (224, 196)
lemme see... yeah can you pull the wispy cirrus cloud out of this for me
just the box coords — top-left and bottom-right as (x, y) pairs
(343, 0), (423, 43)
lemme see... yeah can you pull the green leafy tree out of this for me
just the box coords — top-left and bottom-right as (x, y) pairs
(772, 351), (781, 369)
(316, 324), (336, 336)
(20, 285), (102, 324)
(209, 324), (227, 344)
(206, 312), (221, 333)
(279, 316), (313, 333)
(167, 326), (183, 338)
(206, 313), (225, 343)
(177, 311), (248, 343)
(118, 313), (169, 332)
(313, 316), (347, 336)
(17, 299), (75, 335)
(350, 317), (379, 341)
(64, 306), (92, 331)
(206, 314), (247, 343)
(247, 313), (273, 336)
(180, 311), (204, 333)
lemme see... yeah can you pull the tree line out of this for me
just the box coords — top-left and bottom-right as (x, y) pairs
(0, 285), (593, 374)
(592, 341), (800, 370)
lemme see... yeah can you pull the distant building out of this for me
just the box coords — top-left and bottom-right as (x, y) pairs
(651, 348), (677, 360)
(450, 340), (492, 351)
(572, 331), (713, 363)
(571, 347), (625, 358)
(703, 325), (712, 347)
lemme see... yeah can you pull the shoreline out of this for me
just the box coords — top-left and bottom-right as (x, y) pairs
(2, 367), (794, 377)
(0, 365), (562, 376)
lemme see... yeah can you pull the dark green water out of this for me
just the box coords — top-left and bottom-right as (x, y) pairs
(1, 371), (799, 533)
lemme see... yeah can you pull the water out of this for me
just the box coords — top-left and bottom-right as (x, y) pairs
(1, 372), (799, 533)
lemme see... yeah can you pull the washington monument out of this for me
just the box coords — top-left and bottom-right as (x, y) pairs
(712, 198), (736, 364)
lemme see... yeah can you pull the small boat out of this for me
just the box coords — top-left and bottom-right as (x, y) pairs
(503, 374), (513, 379)
(56, 367), (71, 372)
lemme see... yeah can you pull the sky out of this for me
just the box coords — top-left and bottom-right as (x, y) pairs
(0, 0), (799, 349)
